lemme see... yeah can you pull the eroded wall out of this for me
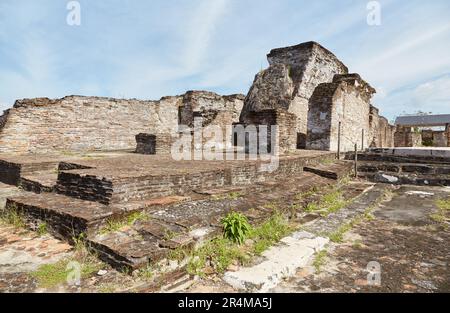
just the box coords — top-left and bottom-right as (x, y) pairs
(240, 41), (348, 142)
(0, 92), (244, 155)
(306, 74), (375, 152)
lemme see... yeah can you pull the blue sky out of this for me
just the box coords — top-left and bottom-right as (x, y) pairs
(0, 0), (449, 121)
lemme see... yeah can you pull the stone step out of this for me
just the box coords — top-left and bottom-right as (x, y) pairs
(0, 154), (84, 186)
(359, 172), (450, 186)
(346, 152), (450, 165)
(54, 152), (336, 205)
(4, 192), (132, 241)
(19, 171), (58, 193)
(304, 161), (353, 180)
(224, 231), (329, 292)
(356, 161), (450, 186)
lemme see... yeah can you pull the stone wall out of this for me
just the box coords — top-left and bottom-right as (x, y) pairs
(306, 74), (376, 152)
(373, 114), (395, 148)
(240, 41), (348, 145)
(179, 91), (243, 129)
(447, 125), (450, 147)
(238, 110), (297, 155)
(394, 127), (422, 147)
(0, 109), (10, 131)
(0, 92), (244, 155)
(433, 131), (448, 147)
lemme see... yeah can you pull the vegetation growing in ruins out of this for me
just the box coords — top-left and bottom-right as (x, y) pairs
(222, 212), (252, 244)
(436, 198), (450, 211)
(327, 206), (377, 243)
(313, 249), (328, 272)
(37, 222), (48, 236)
(0, 206), (26, 229)
(187, 237), (248, 276)
(137, 263), (155, 281)
(304, 190), (348, 216)
(250, 212), (292, 255)
(212, 192), (242, 201)
(100, 211), (150, 234)
(186, 211), (293, 276)
(31, 234), (102, 289)
(431, 197), (450, 227)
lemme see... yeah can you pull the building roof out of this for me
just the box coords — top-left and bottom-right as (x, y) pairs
(395, 114), (450, 127)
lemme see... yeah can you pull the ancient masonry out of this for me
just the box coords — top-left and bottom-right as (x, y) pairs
(394, 114), (450, 148)
(3, 41), (433, 274)
(0, 41), (394, 155)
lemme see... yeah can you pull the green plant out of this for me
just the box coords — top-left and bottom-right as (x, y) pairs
(187, 238), (247, 276)
(100, 211), (149, 234)
(31, 258), (100, 289)
(0, 206), (26, 228)
(313, 249), (328, 272)
(436, 198), (450, 211)
(138, 264), (154, 281)
(303, 190), (348, 216)
(328, 221), (353, 243)
(222, 212), (252, 244)
(250, 212), (292, 255)
(37, 222), (48, 236)
(430, 197), (450, 227)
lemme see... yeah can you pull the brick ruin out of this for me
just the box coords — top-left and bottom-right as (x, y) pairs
(393, 115), (450, 148)
(0, 92), (244, 155)
(0, 41), (394, 156)
(239, 42), (393, 153)
(0, 41), (449, 278)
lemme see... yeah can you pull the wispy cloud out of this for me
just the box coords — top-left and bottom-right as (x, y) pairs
(181, 0), (228, 73)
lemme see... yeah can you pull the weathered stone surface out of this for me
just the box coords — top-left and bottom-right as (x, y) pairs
(0, 92), (244, 155)
(306, 74), (376, 152)
(353, 150), (450, 186)
(394, 127), (422, 147)
(224, 231), (329, 292)
(241, 41), (349, 140)
(54, 152), (334, 205)
(6, 193), (123, 240)
(304, 161), (353, 180)
(369, 106), (395, 148)
(237, 109), (297, 155)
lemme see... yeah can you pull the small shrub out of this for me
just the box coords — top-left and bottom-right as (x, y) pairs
(0, 207), (25, 229)
(313, 249), (328, 272)
(37, 222), (48, 236)
(436, 198), (450, 211)
(250, 212), (292, 255)
(222, 212), (252, 244)
(101, 211), (149, 234)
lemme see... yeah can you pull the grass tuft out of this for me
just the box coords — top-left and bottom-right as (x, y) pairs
(0, 207), (26, 229)
(101, 211), (149, 234)
(313, 249), (328, 272)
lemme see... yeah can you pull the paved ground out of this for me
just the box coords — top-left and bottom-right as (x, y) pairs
(1, 182), (449, 293)
(272, 185), (450, 293)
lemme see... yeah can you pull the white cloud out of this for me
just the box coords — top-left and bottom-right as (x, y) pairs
(374, 75), (450, 119)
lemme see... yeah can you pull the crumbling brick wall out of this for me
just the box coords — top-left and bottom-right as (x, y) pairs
(432, 131), (448, 147)
(240, 41), (348, 146)
(447, 124), (450, 147)
(0, 109), (10, 132)
(377, 116), (395, 147)
(394, 127), (422, 147)
(237, 110), (297, 155)
(306, 74), (375, 152)
(0, 92), (244, 155)
(178, 91), (244, 149)
(0, 96), (181, 154)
